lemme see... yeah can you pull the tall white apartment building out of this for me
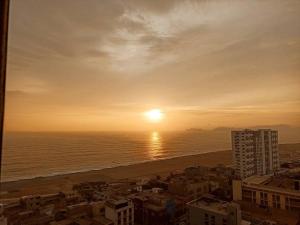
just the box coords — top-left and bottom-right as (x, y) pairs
(231, 129), (279, 179)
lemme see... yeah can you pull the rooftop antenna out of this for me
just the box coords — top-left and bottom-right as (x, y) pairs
(0, 0), (10, 187)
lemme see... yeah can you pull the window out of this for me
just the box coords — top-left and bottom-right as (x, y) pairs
(210, 215), (216, 225)
(272, 194), (281, 209)
(260, 192), (268, 207)
(286, 197), (300, 212)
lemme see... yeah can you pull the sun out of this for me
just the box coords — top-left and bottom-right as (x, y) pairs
(145, 109), (164, 123)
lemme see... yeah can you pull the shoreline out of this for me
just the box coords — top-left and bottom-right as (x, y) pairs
(0, 150), (232, 198)
(2, 142), (298, 184)
(1, 143), (299, 199)
(1, 149), (232, 184)
(1, 148), (229, 183)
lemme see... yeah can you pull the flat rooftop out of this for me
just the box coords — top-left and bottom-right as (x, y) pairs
(243, 175), (271, 185)
(187, 195), (236, 215)
(105, 198), (130, 209)
(243, 175), (300, 196)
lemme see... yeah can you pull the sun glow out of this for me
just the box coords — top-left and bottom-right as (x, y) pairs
(145, 109), (164, 123)
(149, 131), (162, 159)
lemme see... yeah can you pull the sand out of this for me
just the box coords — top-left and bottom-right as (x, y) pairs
(0, 143), (299, 199)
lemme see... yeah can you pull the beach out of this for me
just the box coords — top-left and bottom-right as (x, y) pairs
(1, 143), (299, 199)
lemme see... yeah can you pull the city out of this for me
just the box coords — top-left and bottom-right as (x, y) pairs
(0, 129), (299, 225)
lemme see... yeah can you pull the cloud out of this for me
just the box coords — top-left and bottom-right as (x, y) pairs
(99, 0), (222, 72)
(5, 0), (300, 131)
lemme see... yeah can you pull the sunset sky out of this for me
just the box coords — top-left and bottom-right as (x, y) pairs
(5, 0), (300, 131)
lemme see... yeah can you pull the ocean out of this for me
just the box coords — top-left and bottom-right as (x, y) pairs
(2, 131), (231, 182)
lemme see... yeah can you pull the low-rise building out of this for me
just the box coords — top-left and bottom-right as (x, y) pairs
(67, 202), (93, 219)
(132, 188), (188, 225)
(20, 195), (42, 210)
(20, 193), (66, 211)
(187, 195), (242, 225)
(233, 175), (300, 212)
(105, 198), (134, 225)
(168, 177), (217, 201)
(91, 201), (106, 218)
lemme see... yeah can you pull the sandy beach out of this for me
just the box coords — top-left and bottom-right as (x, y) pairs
(1, 143), (299, 199)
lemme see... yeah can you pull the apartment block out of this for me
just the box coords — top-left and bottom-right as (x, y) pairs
(105, 199), (134, 225)
(187, 195), (242, 225)
(132, 190), (186, 225)
(233, 175), (300, 212)
(232, 129), (279, 179)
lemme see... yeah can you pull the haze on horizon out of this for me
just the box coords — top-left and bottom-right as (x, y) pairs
(4, 0), (300, 132)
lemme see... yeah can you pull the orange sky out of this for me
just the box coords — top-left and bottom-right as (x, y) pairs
(4, 0), (300, 131)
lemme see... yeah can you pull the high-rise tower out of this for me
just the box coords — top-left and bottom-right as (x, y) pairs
(232, 129), (279, 179)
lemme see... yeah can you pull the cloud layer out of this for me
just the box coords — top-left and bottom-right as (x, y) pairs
(5, 0), (300, 131)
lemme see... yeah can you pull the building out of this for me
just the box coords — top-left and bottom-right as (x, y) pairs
(91, 201), (106, 218)
(187, 195), (242, 225)
(232, 129), (279, 179)
(132, 195), (169, 225)
(167, 171), (220, 201)
(0, 204), (7, 225)
(105, 198), (134, 225)
(168, 179), (212, 200)
(233, 175), (300, 212)
(66, 202), (93, 219)
(132, 191), (186, 225)
(20, 193), (66, 211)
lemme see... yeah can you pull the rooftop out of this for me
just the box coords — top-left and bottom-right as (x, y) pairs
(243, 175), (300, 196)
(187, 195), (237, 215)
(243, 175), (271, 185)
(105, 198), (131, 210)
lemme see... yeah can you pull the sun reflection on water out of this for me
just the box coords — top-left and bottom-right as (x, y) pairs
(149, 131), (162, 159)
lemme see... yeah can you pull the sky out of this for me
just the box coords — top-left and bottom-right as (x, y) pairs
(4, 0), (300, 131)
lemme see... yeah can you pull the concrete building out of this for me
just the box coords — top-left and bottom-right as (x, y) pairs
(187, 195), (242, 225)
(232, 129), (279, 179)
(19, 193), (66, 211)
(20, 195), (42, 210)
(167, 171), (220, 201)
(105, 199), (134, 225)
(0, 204), (7, 225)
(233, 175), (300, 212)
(132, 191), (186, 225)
(168, 179), (212, 200)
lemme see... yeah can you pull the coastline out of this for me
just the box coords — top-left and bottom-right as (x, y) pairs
(0, 149), (229, 183)
(1, 143), (299, 199)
